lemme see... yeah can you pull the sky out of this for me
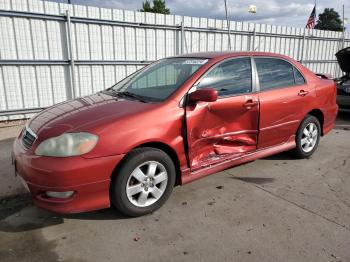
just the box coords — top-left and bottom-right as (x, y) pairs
(49, 0), (349, 29)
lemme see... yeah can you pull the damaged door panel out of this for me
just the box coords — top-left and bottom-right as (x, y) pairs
(186, 95), (259, 169)
(185, 57), (259, 170)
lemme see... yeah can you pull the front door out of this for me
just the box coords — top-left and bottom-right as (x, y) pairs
(185, 57), (260, 170)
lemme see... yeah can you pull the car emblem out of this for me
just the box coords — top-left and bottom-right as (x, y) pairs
(345, 87), (350, 93)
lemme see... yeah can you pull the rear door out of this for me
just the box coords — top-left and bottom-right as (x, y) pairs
(254, 57), (315, 148)
(185, 57), (260, 170)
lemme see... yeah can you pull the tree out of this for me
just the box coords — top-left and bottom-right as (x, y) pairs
(315, 8), (343, 31)
(140, 1), (153, 12)
(140, 0), (170, 14)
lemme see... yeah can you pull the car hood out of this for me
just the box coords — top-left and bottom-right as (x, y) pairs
(336, 47), (350, 74)
(28, 92), (156, 138)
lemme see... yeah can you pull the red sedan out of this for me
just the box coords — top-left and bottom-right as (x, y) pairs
(12, 52), (338, 217)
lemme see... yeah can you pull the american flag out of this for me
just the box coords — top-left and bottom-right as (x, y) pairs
(306, 6), (316, 29)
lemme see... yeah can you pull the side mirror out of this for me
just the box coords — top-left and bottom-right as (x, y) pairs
(188, 88), (218, 103)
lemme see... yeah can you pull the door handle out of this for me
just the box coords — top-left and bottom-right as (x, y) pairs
(243, 99), (258, 110)
(298, 90), (309, 97)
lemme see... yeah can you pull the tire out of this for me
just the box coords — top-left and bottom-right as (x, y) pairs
(291, 115), (321, 159)
(110, 147), (176, 217)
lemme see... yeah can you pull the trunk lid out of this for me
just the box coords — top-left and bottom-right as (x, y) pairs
(335, 47), (350, 74)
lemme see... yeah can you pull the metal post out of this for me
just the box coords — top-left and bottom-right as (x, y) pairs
(65, 10), (76, 99)
(224, 0), (231, 50)
(342, 4), (345, 49)
(180, 20), (184, 54)
(252, 28), (256, 51)
(299, 30), (306, 63)
(304, 32), (310, 66)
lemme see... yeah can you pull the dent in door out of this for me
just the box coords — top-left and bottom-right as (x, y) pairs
(187, 96), (259, 168)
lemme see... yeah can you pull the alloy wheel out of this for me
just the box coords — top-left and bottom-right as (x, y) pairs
(301, 122), (318, 153)
(126, 161), (168, 207)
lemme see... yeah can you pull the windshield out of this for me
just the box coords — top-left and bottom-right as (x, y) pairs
(110, 58), (208, 102)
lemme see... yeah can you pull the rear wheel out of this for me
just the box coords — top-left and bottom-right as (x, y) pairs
(110, 148), (176, 217)
(291, 115), (321, 159)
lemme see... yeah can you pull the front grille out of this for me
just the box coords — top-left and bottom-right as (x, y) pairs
(21, 127), (37, 150)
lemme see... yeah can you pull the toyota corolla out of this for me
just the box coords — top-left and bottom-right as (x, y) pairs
(12, 52), (338, 217)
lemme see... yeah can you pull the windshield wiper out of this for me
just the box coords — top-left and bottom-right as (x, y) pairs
(101, 89), (147, 102)
(116, 91), (148, 102)
(101, 88), (119, 97)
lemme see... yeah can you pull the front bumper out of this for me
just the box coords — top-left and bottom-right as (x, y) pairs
(12, 138), (125, 214)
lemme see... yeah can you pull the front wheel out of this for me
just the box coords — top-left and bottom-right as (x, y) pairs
(110, 148), (176, 217)
(291, 115), (321, 159)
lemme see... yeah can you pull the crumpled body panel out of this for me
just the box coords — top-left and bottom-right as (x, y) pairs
(186, 94), (259, 169)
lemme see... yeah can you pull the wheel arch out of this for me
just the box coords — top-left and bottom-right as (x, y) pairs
(306, 109), (324, 135)
(111, 141), (182, 186)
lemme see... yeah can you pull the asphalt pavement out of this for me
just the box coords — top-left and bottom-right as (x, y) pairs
(0, 112), (349, 262)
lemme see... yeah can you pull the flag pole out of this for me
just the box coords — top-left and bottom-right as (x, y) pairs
(314, 0), (316, 20)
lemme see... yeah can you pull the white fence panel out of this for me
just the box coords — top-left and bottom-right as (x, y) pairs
(0, 0), (349, 120)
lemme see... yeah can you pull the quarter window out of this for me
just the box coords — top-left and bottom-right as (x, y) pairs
(255, 58), (296, 91)
(294, 68), (306, 85)
(196, 57), (252, 96)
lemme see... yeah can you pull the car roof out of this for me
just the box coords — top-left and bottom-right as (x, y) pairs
(174, 51), (294, 61)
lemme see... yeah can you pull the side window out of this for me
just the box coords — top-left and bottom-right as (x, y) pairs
(196, 57), (252, 96)
(294, 68), (306, 85)
(255, 58), (295, 91)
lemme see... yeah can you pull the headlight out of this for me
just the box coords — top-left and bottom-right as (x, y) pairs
(35, 132), (98, 157)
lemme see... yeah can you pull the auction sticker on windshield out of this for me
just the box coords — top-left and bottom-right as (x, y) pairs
(182, 59), (208, 65)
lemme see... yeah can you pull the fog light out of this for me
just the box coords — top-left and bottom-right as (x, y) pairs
(46, 191), (74, 199)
